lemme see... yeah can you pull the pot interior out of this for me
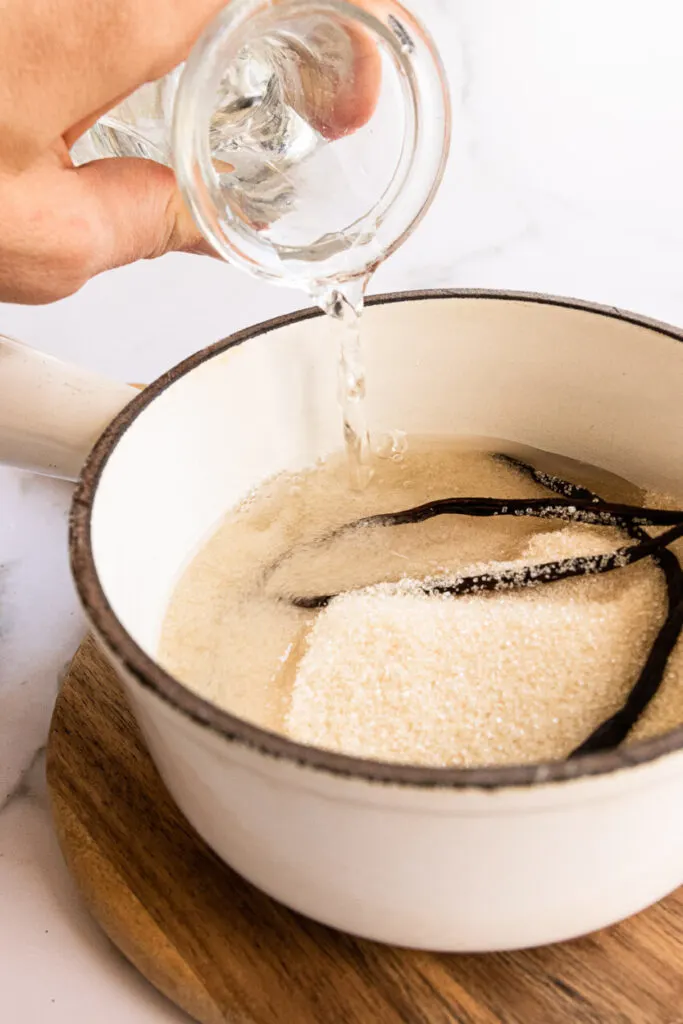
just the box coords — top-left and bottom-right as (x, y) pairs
(88, 293), (683, 662)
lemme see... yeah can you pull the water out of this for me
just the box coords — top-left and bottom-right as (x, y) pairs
(318, 279), (411, 488)
(208, 33), (322, 230)
(317, 282), (373, 489)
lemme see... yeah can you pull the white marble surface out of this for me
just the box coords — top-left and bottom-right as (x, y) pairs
(3, 1), (683, 1019)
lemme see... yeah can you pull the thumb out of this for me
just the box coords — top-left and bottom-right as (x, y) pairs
(74, 156), (214, 270)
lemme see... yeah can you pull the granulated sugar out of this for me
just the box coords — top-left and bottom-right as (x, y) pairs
(159, 439), (683, 767)
(286, 528), (668, 765)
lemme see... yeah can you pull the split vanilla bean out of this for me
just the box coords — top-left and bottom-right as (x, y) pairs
(497, 454), (683, 757)
(291, 522), (683, 608)
(280, 453), (683, 757)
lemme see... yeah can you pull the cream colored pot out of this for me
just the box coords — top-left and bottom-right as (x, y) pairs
(3, 291), (683, 951)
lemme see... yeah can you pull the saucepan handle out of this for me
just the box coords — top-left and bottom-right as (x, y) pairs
(0, 334), (137, 481)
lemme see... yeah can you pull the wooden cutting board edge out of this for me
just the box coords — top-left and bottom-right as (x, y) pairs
(46, 635), (683, 1024)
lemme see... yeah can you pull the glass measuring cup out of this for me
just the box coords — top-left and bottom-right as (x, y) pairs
(80, 0), (451, 293)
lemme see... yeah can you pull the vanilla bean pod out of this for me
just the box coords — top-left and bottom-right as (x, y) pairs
(334, 495), (683, 532)
(292, 523), (683, 610)
(497, 455), (683, 756)
(282, 453), (683, 759)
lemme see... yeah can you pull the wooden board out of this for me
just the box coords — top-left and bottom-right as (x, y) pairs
(47, 636), (683, 1024)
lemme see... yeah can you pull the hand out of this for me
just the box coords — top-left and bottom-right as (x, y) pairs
(0, 0), (380, 305)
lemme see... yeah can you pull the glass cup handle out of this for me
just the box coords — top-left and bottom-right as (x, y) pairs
(0, 335), (136, 481)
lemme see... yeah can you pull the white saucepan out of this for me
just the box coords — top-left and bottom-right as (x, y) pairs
(2, 290), (683, 952)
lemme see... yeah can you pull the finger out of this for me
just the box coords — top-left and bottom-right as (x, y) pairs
(0, 0), (229, 167)
(330, 22), (382, 137)
(72, 158), (215, 267)
(0, 157), (214, 305)
(298, 21), (382, 140)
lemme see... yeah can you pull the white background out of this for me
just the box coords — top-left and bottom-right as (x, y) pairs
(2, 2), (683, 1019)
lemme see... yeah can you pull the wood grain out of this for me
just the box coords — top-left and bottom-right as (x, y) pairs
(47, 636), (683, 1024)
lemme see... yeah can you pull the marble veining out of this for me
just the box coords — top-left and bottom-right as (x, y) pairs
(2, 1), (683, 1016)
(0, 745), (46, 815)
